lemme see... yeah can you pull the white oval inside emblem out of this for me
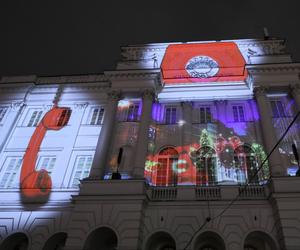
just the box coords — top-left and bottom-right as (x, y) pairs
(185, 56), (219, 78)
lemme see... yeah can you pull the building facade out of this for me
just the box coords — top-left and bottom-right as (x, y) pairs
(0, 38), (300, 250)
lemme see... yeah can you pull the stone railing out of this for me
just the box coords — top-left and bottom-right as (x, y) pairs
(150, 187), (177, 200)
(147, 184), (266, 201)
(195, 186), (221, 200)
(238, 185), (266, 199)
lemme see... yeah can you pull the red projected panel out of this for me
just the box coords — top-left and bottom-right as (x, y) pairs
(161, 42), (247, 84)
(20, 107), (71, 198)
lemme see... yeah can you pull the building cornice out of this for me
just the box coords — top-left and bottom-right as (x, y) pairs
(104, 69), (161, 81)
(247, 63), (300, 73)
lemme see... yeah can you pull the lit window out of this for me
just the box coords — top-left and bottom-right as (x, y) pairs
(0, 157), (22, 188)
(89, 107), (105, 125)
(70, 155), (93, 187)
(0, 107), (8, 123)
(199, 107), (212, 123)
(234, 146), (259, 184)
(27, 110), (43, 127)
(270, 100), (286, 118)
(153, 147), (178, 186)
(195, 147), (217, 186)
(36, 156), (56, 176)
(126, 103), (139, 121)
(232, 105), (245, 122)
(165, 107), (177, 124)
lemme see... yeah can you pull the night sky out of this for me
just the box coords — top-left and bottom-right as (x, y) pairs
(1, 0), (299, 77)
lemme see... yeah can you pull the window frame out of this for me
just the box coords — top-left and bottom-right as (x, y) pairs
(199, 106), (212, 124)
(165, 106), (177, 125)
(232, 105), (245, 122)
(0, 156), (23, 189)
(68, 152), (94, 188)
(87, 106), (105, 125)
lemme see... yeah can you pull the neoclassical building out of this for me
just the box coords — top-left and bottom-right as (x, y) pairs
(0, 38), (300, 250)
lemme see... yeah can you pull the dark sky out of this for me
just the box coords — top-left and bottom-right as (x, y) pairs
(1, 0), (299, 77)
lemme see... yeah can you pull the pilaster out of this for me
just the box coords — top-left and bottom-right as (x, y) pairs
(254, 87), (284, 176)
(132, 90), (154, 178)
(89, 90), (120, 179)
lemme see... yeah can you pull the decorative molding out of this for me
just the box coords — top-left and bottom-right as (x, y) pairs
(36, 74), (108, 84)
(74, 102), (89, 110)
(104, 70), (160, 81)
(247, 64), (300, 74)
(10, 101), (24, 111)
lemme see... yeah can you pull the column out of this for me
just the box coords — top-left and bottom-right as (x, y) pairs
(290, 84), (300, 111)
(181, 102), (193, 145)
(132, 90), (154, 178)
(254, 87), (284, 176)
(89, 91), (120, 179)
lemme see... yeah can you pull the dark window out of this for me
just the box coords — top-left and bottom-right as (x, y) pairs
(232, 105), (245, 122)
(199, 107), (212, 123)
(165, 107), (177, 124)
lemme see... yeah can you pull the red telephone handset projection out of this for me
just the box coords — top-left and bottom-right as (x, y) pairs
(20, 106), (71, 198)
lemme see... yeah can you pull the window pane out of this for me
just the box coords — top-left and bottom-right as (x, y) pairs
(233, 106), (238, 122)
(238, 106), (245, 122)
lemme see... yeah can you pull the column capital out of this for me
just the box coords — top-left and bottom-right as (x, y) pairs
(214, 99), (227, 105)
(290, 84), (300, 96)
(107, 90), (121, 101)
(10, 101), (24, 111)
(142, 89), (155, 100)
(181, 101), (193, 108)
(254, 86), (268, 97)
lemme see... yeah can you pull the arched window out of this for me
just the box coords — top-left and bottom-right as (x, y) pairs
(145, 231), (176, 250)
(42, 232), (67, 250)
(193, 231), (225, 250)
(234, 145), (258, 184)
(195, 147), (217, 186)
(244, 231), (278, 250)
(83, 227), (118, 250)
(154, 147), (178, 186)
(0, 232), (29, 250)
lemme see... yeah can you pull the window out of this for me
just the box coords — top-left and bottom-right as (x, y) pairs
(153, 147), (178, 186)
(126, 103), (139, 121)
(36, 156), (56, 176)
(270, 100), (286, 118)
(0, 107), (8, 123)
(232, 105), (245, 122)
(27, 110), (43, 127)
(0, 157), (22, 188)
(70, 155), (93, 187)
(165, 107), (177, 124)
(234, 146), (258, 183)
(89, 107), (105, 125)
(199, 107), (212, 123)
(195, 147), (217, 185)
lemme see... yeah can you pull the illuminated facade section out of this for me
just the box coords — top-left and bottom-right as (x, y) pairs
(0, 38), (300, 250)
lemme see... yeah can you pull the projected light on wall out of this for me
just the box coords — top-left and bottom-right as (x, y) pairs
(161, 42), (248, 84)
(20, 106), (71, 198)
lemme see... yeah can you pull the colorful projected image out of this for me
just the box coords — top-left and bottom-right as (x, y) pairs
(20, 106), (71, 198)
(145, 129), (269, 186)
(161, 42), (248, 84)
(145, 100), (271, 186)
